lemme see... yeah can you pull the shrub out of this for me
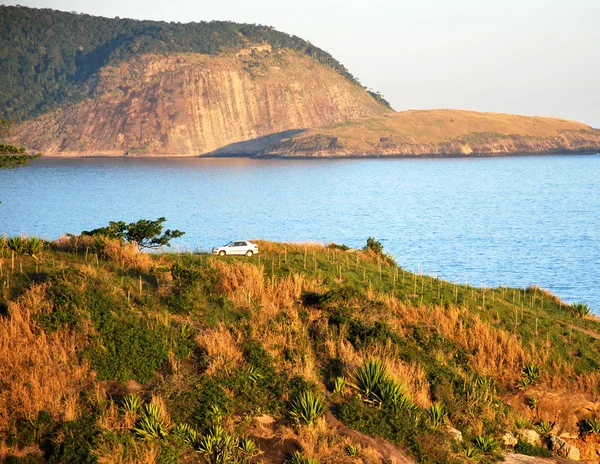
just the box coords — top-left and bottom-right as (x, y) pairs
(365, 237), (383, 255)
(514, 441), (553, 457)
(288, 390), (326, 426)
(82, 217), (184, 249)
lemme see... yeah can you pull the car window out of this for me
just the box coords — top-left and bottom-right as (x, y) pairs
(239, 242), (247, 246)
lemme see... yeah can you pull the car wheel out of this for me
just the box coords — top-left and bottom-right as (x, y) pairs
(246, 250), (253, 257)
(219, 250), (226, 256)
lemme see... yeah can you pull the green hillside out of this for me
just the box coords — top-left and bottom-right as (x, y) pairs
(0, 6), (389, 123)
(1, 231), (599, 463)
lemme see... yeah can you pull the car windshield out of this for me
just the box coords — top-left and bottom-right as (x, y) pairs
(225, 241), (234, 246)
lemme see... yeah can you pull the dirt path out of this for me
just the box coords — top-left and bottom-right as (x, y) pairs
(566, 323), (600, 340)
(325, 410), (415, 464)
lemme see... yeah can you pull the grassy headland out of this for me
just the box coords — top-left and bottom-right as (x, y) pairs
(1, 235), (599, 463)
(260, 109), (600, 157)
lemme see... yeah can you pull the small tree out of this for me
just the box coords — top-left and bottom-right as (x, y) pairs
(365, 237), (384, 255)
(82, 217), (184, 249)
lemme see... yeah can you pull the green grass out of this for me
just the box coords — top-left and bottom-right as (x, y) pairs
(1, 236), (599, 463)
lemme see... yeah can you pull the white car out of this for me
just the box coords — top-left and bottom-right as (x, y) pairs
(212, 240), (259, 257)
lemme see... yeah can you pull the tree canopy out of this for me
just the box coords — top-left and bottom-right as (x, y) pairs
(82, 217), (185, 249)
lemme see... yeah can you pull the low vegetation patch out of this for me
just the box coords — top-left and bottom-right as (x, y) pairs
(0, 233), (598, 462)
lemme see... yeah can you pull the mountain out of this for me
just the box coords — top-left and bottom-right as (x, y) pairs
(1, 6), (391, 155)
(260, 109), (600, 157)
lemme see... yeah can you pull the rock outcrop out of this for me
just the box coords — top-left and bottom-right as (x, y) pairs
(10, 50), (389, 156)
(259, 109), (600, 157)
(549, 435), (580, 461)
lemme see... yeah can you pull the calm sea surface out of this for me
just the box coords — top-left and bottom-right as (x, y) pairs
(1, 155), (599, 313)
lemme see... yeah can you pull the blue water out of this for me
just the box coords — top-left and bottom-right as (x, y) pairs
(1, 155), (599, 313)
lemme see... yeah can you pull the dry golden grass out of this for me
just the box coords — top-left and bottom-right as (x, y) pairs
(195, 325), (243, 375)
(0, 284), (92, 432)
(302, 109), (597, 144)
(95, 440), (159, 464)
(268, 108), (600, 156)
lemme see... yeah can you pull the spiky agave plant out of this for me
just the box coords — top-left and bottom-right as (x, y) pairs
(377, 378), (407, 409)
(473, 435), (498, 454)
(333, 376), (346, 396)
(289, 451), (320, 464)
(288, 390), (326, 426)
(132, 402), (170, 440)
(535, 421), (553, 435)
(426, 402), (447, 429)
(583, 417), (600, 435)
(345, 443), (360, 456)
(519, 363), (540, 389)
(25, 236), (44, 258)
(570, 303), (591, 319)
(349, 359), (389, 406)
(173, 422), (199, 446)
(6, 236), (26, 255)
(120, 394), (142, 414)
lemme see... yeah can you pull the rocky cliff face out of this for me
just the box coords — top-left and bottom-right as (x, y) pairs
(11, 49), (389, 156)
(260, 109), (600, 157)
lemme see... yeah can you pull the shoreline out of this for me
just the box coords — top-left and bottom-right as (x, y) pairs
(36, 150), (600, 160)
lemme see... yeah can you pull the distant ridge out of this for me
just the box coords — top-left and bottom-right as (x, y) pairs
(259, 109), (600, 158)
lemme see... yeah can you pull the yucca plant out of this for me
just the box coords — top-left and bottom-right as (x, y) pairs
(464, 446), (478, 458)
(207, 404), (223, 425)
(120, 394), (142, 414)
(289, 451), (320, 464)
(570, 303), (591, 319)
(583, 417), (600, 435)
(196, 426), (258, 464)
(527, 396), (539, 409)
(246, 365), (264, 384)
(535, 421), (553, 435)
(377, 378), (406, 409)
(514, 417), (529, 429)
(288, 390), (326, 426)
(345, 443), (360, 456)
(6, 236), (26, 255)
(426, 402), (447, 428)
(132, 402), (170, 440)
(173, 422), (199, 446)
(473, 435), (498, 454)
(333, 376), (346, 396)
(25, 236), (44, 258)
(349, 359), (389, 406)
(519, 363), (540, 389)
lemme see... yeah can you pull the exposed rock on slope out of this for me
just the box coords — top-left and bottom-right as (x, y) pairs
(10, 50), (389, 156)
(259, 109), (600, 157)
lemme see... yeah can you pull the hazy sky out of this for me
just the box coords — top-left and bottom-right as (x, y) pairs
(6, 0), (600, 127)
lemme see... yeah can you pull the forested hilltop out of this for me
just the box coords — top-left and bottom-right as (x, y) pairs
(0, 6), (390, 123)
